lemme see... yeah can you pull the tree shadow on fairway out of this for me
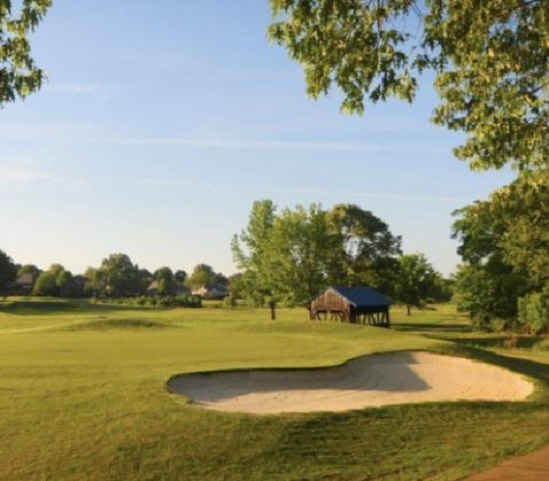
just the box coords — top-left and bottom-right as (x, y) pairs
(441, 344), (549, 392)
(0, 299), (157, 316)
(167, 352), (432, 405)
(392, 322), (472, 333)
(446, 336), (543, 351)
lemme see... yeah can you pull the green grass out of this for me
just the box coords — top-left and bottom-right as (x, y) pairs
(1, 300), (549, 481)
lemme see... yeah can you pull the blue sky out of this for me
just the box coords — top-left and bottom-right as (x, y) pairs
(0, 0), (515, 277)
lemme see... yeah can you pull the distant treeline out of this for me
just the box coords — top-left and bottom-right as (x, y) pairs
(0, 252), (237, 308)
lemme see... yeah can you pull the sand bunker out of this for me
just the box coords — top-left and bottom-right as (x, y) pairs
(167, 352), (533, 414)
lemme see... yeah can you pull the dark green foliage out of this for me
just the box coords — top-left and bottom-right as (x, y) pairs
(96, 253), (142, 297)
(327, 204), (402, 297)
(227, 273), (244, 299)
(453, 171), (549, 331)
(394, 253), (438, 315)
(518, 285), (549, 335)
(174, 269), (187, 285)
(95, 294), (202, 309)
(0, 249), (16, 296)
(223, 295), (237, 309)
(186, 264), (217, 290)
(32, 264), (75, 297)
(154, 267), (176, 296)
(492, 170), (549, 289)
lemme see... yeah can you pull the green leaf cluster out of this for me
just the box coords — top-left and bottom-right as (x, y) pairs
(0, 0), (51, 106)
(33, 263), (74, 297)
(394, 253), (438, 315)
(269, 0), (549, 170)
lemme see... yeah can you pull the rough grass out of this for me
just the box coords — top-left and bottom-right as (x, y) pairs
(0, 300), (548, 481)
(63, 318), (171, 331)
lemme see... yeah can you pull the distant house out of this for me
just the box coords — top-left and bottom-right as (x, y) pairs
(191, 284), (228, 300)
(309, 286), (391, 327)
(147, 280), (160, 296)
(14, 273), (35, 295)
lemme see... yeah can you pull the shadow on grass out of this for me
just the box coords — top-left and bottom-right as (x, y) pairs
(445, 336), (544, 350)
(0, 299), (158, 316)
(392, 322), (472, 333)
(436, 343), (549, 395)
(62, 318), (171, 331)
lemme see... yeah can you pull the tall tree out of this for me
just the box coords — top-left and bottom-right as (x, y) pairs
(490, 170), (549, 290)
(174, 269), (187, 286)
(232, 200), (280, 319)
(98, 254), (140, 298)
(186, 264), (217, 290)
(271, 203), (339, 305)
(452, 198), (530, 326)
(327, 204), (402, 295)
(232, 201), (400, 318)
(154, 267), (175, 296)
(394, 253), (438, 315)
(269, 0), (549, 171)
(83, 267), (104, 297)
(32, 270), (57, 296)
(32, 264), (74, 297)
(227, 273), (244, 299)
(0, 249), (16, 297)
(0, 0), (52, 106)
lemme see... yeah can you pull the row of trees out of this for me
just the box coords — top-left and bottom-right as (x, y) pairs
(0, 251), (231, 300)
(232, 201), (451, 319)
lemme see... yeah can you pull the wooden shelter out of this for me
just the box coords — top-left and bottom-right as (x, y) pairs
(309, 286), (391, 328)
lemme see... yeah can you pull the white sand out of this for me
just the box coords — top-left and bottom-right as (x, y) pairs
(167, 352), (534, 414)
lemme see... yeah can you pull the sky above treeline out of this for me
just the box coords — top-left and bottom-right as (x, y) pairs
(0, 0), (515, 277)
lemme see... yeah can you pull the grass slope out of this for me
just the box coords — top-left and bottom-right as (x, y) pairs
(0, 300), (548, 481)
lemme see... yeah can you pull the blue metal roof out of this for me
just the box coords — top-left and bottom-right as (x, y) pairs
(330, 286), (391, 308)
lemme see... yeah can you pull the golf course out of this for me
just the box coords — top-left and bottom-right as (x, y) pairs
(1, 299), (549, 481)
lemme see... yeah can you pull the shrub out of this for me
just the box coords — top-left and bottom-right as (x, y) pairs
(518, 286), (549, 335)
(223, 295), (237, 309)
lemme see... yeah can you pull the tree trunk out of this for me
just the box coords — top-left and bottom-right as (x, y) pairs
(270, 301), (276, 320)
(407, 304), (411, 316)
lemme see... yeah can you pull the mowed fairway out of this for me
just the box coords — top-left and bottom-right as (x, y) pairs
(1, 301), (549, 481)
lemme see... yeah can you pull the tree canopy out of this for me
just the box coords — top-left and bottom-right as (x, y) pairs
(0, 249), (16, 297)
(451, 173), (549, 330)
(0, 0), (51, 106)
(269, 0), (549, 170)
(97, 253), (141, 298)
(232, 200), (402, 319)
(394, 253), (438, 315)
(33, 264), (77, 297)
(186, 264), (218, 290)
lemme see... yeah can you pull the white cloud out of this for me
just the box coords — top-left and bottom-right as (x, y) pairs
(48, 83), (106, 94)
(0, 165), (88, 191)
(99, 137), (382, 152)
(103, 176), (466, 204)
(0, 166), (52, 183)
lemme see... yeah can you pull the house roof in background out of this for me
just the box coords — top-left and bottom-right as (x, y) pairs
(16, 273), (34, 286)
